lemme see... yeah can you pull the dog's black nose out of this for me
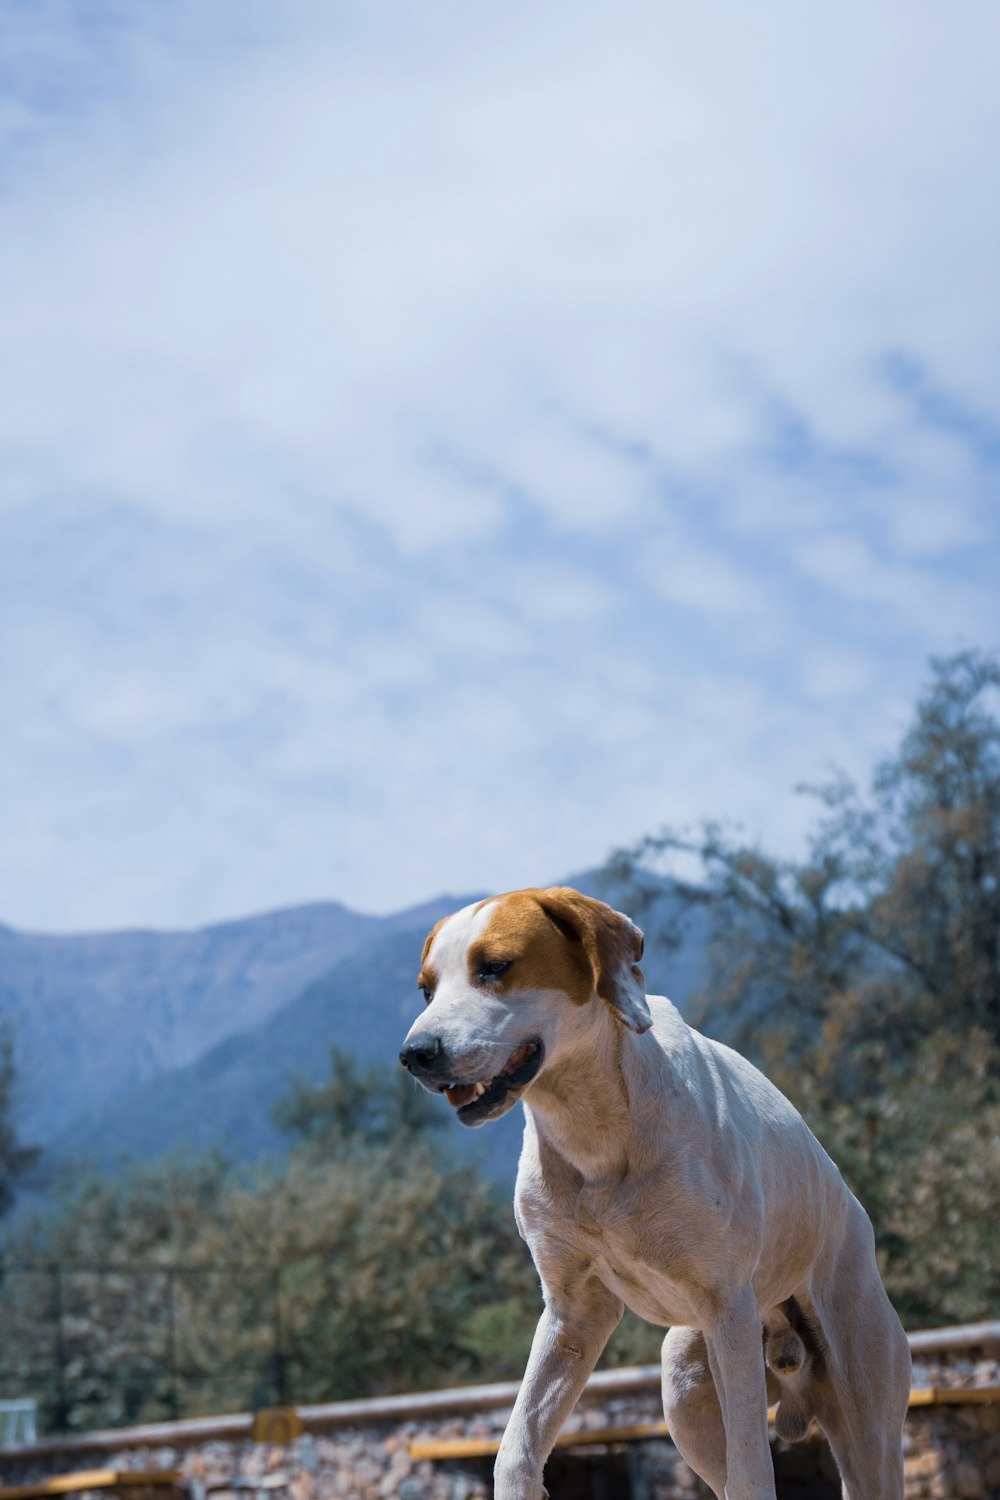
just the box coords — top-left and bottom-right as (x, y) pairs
(400, 1033), (444, 1076)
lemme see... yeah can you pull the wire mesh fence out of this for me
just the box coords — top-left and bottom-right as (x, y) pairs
(0, 1261), (292, 1435)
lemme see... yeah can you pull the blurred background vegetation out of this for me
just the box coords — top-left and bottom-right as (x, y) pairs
(0, 650), (997, 1431)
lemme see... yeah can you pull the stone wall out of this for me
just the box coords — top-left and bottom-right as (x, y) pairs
(904, 1404), (1000, 1500)
(2, 1359), (998, 1500)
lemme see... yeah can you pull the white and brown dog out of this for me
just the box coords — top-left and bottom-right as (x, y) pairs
(399, 887), (911, 1500)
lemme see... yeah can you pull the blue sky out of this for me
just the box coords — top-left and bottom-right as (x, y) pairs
(1, 1), (998, 931)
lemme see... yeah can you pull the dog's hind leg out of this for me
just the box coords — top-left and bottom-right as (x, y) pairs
(661, 1326), (729, 1499)
(808, 1207), (911, 1500)
(813, 1325), (910, 1500)
(814, 1359), (908, 1500)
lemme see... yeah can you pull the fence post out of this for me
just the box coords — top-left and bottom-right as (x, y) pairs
(166, 1268), (181, 1420)
(271, 1266), (288, 1406)
(51, 1264), (69, 1433)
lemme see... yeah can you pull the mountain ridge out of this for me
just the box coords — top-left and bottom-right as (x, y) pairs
(2, 875), (709, 1187)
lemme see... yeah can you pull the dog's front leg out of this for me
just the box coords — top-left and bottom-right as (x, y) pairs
(494, 1280), (623, 1500)
(706, 1289), (774, 1500)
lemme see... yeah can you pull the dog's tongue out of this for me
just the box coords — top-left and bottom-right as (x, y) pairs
(445, 1083), (479, 1109)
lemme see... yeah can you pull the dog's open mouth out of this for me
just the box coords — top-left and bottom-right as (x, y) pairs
(440, 1038), (544, 1126)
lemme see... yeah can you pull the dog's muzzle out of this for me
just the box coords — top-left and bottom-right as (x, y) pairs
(399, 1032), (448, 1082)
(399, 1034), (544, 1126)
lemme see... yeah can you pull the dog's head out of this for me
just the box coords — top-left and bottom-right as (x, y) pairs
(399, 886), (650, 1126)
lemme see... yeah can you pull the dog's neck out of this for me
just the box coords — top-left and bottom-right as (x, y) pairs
(524, 1005), (665, 1184)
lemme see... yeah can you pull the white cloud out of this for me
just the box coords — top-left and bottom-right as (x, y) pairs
(789, 530), (992, 639)
(504, 564), (615, 624)
(0, 0), (998, 928)
(643, 533), (771, 618)
(496, 420), (651, 532)
(801, 651), (873, 702)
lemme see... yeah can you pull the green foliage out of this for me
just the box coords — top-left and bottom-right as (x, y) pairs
(272, 1046), (443, 1146)
(458, 1296), (539, 1381)
(618, 649), (1000, 1327)
(0, 1056), (537, 1431)
(795, 1035), (1000, 1326)
(0, 1029), (38, 1218)
(604, 1310), (665, 1368)
(265, 1144), (534, 1400)
(0, 1155), (260, 1430)
(14, 1153), (234, 1263)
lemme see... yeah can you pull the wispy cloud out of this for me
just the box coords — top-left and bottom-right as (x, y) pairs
(0, 0), (998, 928)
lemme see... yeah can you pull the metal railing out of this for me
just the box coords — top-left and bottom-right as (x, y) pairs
(1, 1321), (998, 1465)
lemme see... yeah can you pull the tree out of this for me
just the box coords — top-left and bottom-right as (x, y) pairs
(217, 1137), (536, 1402)
(0, 1028), (38, 1218)
(272, 1046), (443, 1146)
(265, 1049), (536, 1398)
(0, 1154), (245, 1430)
(0, 1056), (539, 1430)
(614, 650), (1000, 1326)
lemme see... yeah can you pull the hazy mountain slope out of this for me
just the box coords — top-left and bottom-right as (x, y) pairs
(46, 878), (709, 1184)
(0, 902), (390, 1144)
(48, 919), (472, 1171)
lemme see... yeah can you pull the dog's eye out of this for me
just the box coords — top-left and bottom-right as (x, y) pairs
(478, 959), (513, 982)
(419, 984), (434, 1004)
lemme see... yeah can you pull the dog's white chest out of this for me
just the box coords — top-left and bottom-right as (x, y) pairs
(598, 1258), (701, 1329)
(565, 1189), (705, 1328)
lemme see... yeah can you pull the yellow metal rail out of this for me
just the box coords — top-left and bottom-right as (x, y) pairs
(0, 1470), (181, 1500)
(408, 1386), (1000, 1462)
(907, 1385), (1000, 1407)
(410, 1423), (669, 1460)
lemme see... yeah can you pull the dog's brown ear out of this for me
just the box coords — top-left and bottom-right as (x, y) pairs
(537, 887), (652, 1033)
